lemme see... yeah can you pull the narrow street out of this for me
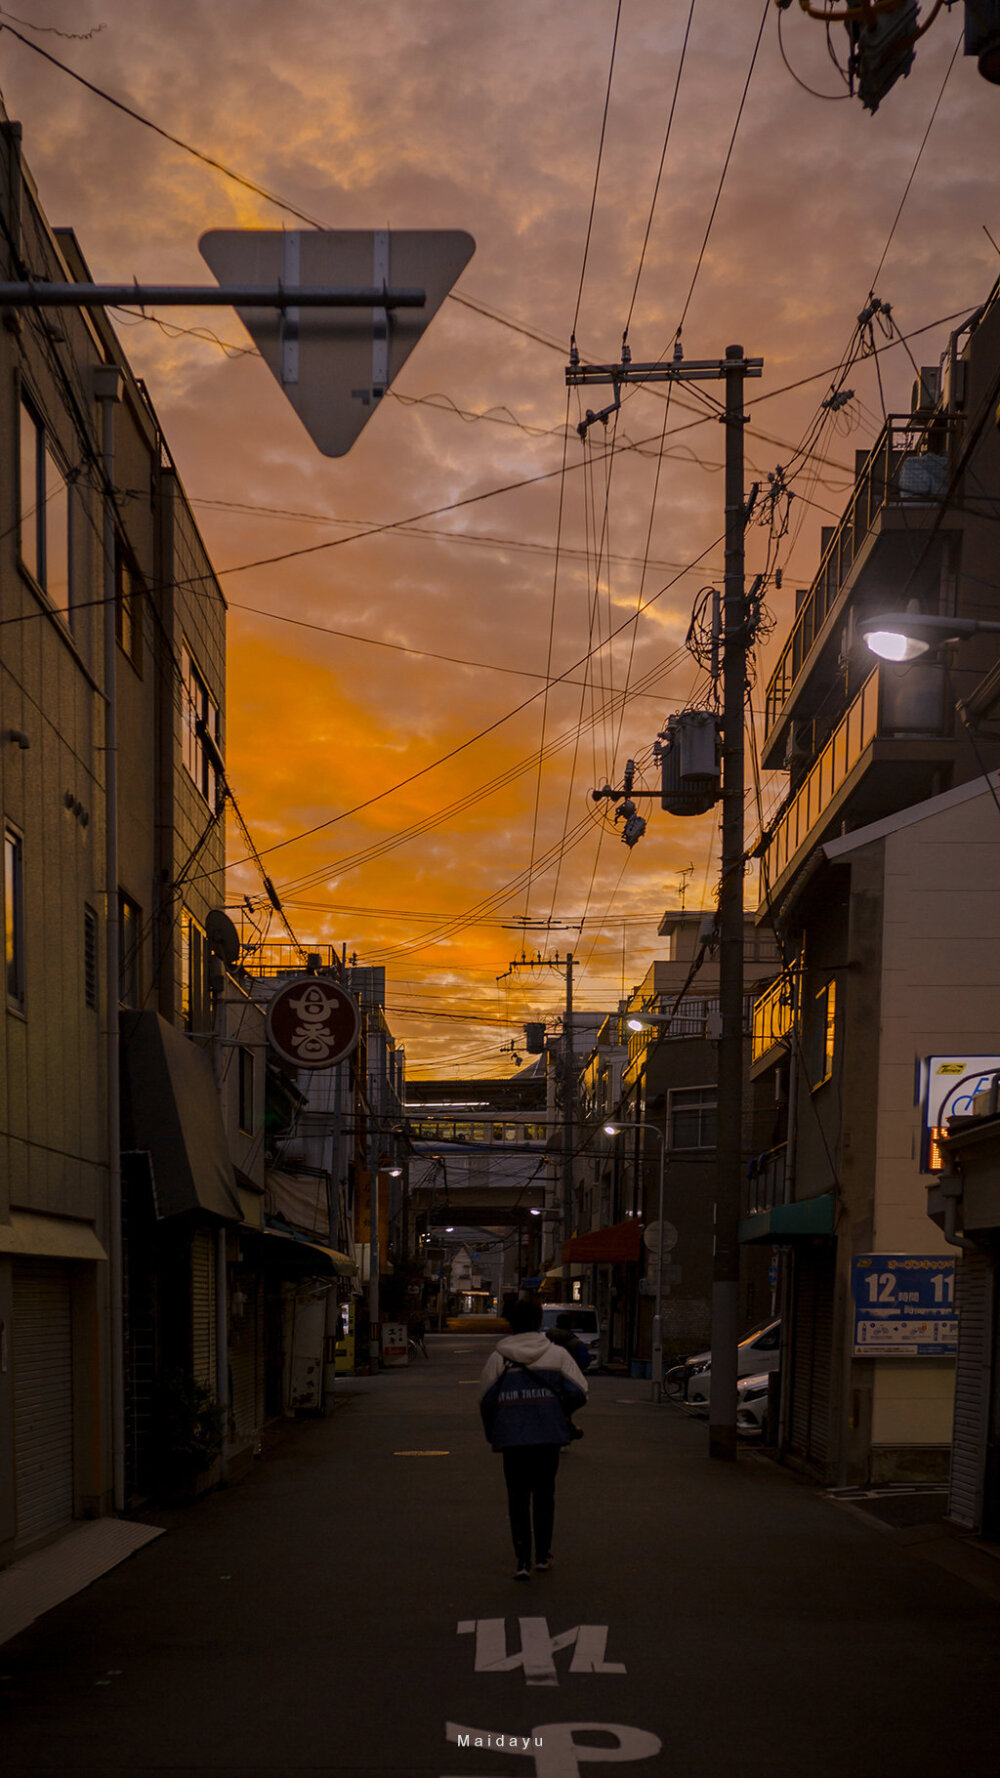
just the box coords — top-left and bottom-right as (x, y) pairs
(3, 1337), (1000, 1778)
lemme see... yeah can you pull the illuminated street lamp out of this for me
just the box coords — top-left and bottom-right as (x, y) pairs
(626, 1011), (677, 1033)
(860, 612), (1000, 662)
(603, 1119), (667, 1402)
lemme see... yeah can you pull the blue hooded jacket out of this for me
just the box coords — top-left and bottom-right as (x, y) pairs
(479, 1331), (588, 1451)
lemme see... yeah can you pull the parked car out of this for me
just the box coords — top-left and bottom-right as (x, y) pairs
(736, 1371), (771, 1438)
(681, 1318), (781, 1412)
(540, 1303), (601, 1366)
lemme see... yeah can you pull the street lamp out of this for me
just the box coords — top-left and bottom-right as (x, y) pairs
(626, 1011), (676, 1033)
(860, 612), (1000, 662)
(604, 1119), (667, 1403)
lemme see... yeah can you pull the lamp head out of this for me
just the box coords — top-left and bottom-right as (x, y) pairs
(626, 1017), (646, 1032)
(603, 1123), (618, 1137)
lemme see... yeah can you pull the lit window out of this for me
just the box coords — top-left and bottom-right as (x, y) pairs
(115, 538), (143, 666)
(119, 892), (141, 1007)
(5, 828), (25, 1009)
(181, 908), (210, 1033)
(182, 645), (222, 805)
(669, 1086), (717, 1150)
(19, 396), (72, 620)
(808, 979), (837, 1089)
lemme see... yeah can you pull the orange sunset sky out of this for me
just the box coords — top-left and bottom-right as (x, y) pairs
(2, 1), (998, 1076)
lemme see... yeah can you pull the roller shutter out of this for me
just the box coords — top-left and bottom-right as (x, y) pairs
(12, 1262), (74, 1546)
(788, 1243), (836, 1471)
(229, 1273), (262, 1451)
(191, 1231), (217, 1391)
(948, 1249), (994, 1531)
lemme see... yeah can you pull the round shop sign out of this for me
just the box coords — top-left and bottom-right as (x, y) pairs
(266, 975), (360, 1070)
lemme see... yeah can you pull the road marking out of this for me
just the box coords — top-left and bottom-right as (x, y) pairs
(458, 1618), (626, 1687)
(393, 1450), (451, 1456)
(445, 1719), (661, 1776)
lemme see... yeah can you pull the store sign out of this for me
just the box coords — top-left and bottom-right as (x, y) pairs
(920, 1054), (1000, 1171)
(266, 975), (360, 1069)
(851, 1255), (957, 1356)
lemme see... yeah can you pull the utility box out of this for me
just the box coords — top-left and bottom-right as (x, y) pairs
(524, 1022), (546, 1054)
(657, 711), (721, 817)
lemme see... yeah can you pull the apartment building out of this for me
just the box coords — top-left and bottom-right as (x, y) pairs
(747, 273), (1000, 1484)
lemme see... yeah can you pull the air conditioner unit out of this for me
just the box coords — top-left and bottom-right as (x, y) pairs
(910, 366), (941, 422)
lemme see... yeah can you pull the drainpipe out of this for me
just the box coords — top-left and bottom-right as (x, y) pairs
(94, 363), (124, 1514)
(210, 979), (229, 1480)
(936, 1171), (981, 1253)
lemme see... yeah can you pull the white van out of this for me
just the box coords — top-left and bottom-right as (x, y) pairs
(540, 1303), (600, 1366)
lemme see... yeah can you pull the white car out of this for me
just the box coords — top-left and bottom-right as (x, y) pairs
(540, 1304), (600, 1367)
(736, 1372), (771, 1438)
(682, 1318), (781, 1412)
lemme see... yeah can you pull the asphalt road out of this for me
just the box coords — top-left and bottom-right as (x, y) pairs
(2, 1333), (1000, 1777)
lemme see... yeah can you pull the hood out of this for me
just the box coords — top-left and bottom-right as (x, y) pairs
(496, 1332), (556, 1365)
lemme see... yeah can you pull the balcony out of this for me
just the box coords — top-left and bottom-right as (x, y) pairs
(759, 660), (954, 902)
(762, 417), (954, 765)
(743, 1145), (787, 1218)
(751, 970), (796, 1069)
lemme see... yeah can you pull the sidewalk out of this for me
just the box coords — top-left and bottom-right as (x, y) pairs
(2, 1334), (999, 1778)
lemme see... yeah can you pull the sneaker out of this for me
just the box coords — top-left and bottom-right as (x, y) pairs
(535, 1555), (553, 1571)
(513, 1564), (531, 1582)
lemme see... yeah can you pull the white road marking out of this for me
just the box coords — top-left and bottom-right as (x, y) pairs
(458, 1618), (626, 1687)
(444, 1719), (661, 1776)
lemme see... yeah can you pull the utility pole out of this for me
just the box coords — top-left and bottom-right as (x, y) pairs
(567, 339), (760, 1460)
(711, 345), (750, 1463)
(499, 951), (576, 1292)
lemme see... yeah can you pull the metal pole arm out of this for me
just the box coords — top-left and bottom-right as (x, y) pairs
(0, 282), (427, 310)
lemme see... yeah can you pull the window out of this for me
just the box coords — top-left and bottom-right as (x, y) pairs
(181, 908), (210, 1033)
(808, 979), (837, 1089)
(5, 828), (25, 1009)
(19, 396), (71, 620)
(182, 646), (222, 805)
(238, 1045), (255, 1135)
(84, 905), (98, 1010)
(119, 892), (141, 1007)
(669, 1086), (717, 1150)
(115, 537), (143, 666)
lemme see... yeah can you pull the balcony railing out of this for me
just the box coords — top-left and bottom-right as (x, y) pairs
(763, 417), (947, 739)
(760, 660), (951, 892)
(743, 1145), (787, 1218)
(752, 971), (796, 1063)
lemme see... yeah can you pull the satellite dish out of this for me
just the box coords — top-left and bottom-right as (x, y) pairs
(206, 908), (241, 967)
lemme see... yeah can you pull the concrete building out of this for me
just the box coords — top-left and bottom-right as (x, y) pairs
(0, 101), (249, 1552)
(569, 911), (781, 1370)
(748, 272), (1000, 1484)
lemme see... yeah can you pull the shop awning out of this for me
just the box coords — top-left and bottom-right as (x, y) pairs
(120, 1011), (241, 1222)
(739, 1192), (837, 1245)
(252, 1223), (357, 1277)
(561, 1218), (644, 1265)
(0, 1210), (107, 1262)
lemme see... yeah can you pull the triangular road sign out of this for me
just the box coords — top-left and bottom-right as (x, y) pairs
(198, 228), (475, 457)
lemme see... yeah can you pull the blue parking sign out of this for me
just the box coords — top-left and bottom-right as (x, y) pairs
(851, 1255), (956, 1357)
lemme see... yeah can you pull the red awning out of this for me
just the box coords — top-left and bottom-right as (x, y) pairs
(561, 1219), (643, 1265)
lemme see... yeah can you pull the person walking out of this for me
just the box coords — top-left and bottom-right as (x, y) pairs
(547, 1311), (592, 1373)
(479, 1298), (588, 1581)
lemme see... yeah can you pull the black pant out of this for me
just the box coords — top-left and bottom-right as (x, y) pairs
(502, 1445), (561, 1567)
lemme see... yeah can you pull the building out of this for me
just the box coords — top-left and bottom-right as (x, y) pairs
(747, 272), (1000, 1484)
(569, 911), (781, 1371)
(406, 1072), (548, 1307)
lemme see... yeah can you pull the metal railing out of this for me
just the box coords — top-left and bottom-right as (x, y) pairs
(763, 417), (941, 738)
(763, 667), (881, 889)
(743, 1145), (787, 1217)
(751, 971), (796, 1063)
